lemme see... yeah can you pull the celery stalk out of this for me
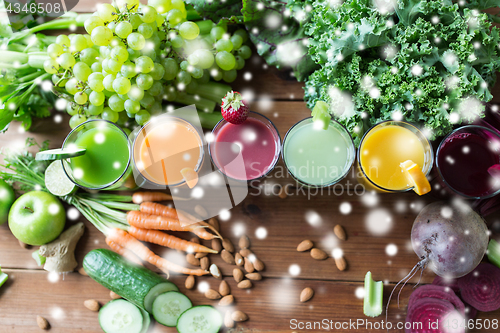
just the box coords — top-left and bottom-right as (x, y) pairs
(0, 266), (8, 288)
(364, 271), (383, 317)
(174, 92), (216, 113)
(197, 111), (223, 129)
(196, 82), (232, 104)
(488, 239), (500, 268)
(32, 250), (46, 267)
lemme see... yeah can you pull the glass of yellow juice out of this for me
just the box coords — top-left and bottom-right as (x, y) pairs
(358, 121), (434, 192)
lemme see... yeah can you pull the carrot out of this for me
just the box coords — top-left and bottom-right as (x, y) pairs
(105, 238), (143, 266)
(106, 229), (209, 277)
(128, 226), (217, 253)
(127, 211), (218, 240)
(132, 192), (173, 204)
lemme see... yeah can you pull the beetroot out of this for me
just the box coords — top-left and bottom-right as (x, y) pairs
(432, 276), (460, 294)
(408, 285), (465, 316)
(463, 303), (478, 321)
(405, 298), (464, 333)
(458, 263), (500, 312)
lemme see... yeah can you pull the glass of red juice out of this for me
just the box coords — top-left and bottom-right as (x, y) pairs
(209, 112), (281, 181)
(436, 125), (500, 199)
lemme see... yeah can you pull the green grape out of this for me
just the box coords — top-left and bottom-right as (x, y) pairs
(230, 35), (243, 49)
(80, 48), (99, 65)
(140, 93), (155, 109)
(170, 0), (186, 17)
(162, 58), (178, 80)
(86, 104), (104, 116)
(109, 94), (125, 112)
(164, 86), (177, 101)
(84, 34), (94, 48)
(108, 58), (123, 73)
(135, 56), (154, 73)
(124, 99), (141, 114)
(118, 93), (128, 100)
(43, 59), (59, 74)
(74, 92), (88, 105)
(56, 35), (70, 47)
(58, 53), (76, 69)
(51, 74), (66, 87)
(140, 47), (156, 61)
(198, 69), (210, 84)
(111, 46), (129, 63)
(140, 5), (157, 23)
(167, 9), (183, 26)
(97, 3), (117, 22)
(91, 26), (113, 46)
(215, 38), (233, 52)
(187, 53), (199, 66)
(234, 28), (248, 43)
(190, 67), (203, 79)
(150, 63), (164, 80)
(73, 62), (92, 81)
(193, 49), (214, 69)
(127, 84), (145, 101)
(107, 21), (117, 32)
(127, 48), (141, 61)
(210, 66), (223, 81)
(136, 73), (154, 90)
(99, 46), (110, 58)
(115, 0), (139, 12)
(138, 23), (154, 39)
(103, 74), (116, 91)
(101, 108), (119, 122)
(47, 43), (64, 59)
(149, 0), (171, 14)
(129, 14), (143, 29)
(66, 102), (80, 116)
(83, 16), (104, 34)
(117, 110), (130, 125)
(157, 30), (166, 41)
(65, 78), (80, 95)
(151, 102), (162, 116)
(115, 21), (133, 39)
(176, 70), (191, 85)
(113, 77), (132, 95)
(121, 61), (136, 78)
(180, 60), (189, 71)
(91, 62), (103, 72)
(101, 58), (111, 72)
(235, 55), (245, 70)
(69, 114), (87, 129)
(215, 51), (236, 71)
(89, 90), (105, 106)
(110, 37), (126, 48)
(156, 13), (165, 27)
(135, 110), (150, 125)
(127, 33), (146, 51)
(222, 69), (237, 83)
(88, 72), (104, 92)
(210, 26), (225, 41)
(170, 35), (184, 48)
(238, 45), (252, 60)
(104, 89), (114, 97)
(185, 80), (198, 94)
(179, 22), (199, 40)
(148, 81), (163, 96)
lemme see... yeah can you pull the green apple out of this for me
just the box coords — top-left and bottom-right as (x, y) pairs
(0, 179), (16, 225)
(8, 191), (66, 246)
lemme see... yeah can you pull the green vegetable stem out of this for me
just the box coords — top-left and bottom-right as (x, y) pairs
(363, 271), (383, 318)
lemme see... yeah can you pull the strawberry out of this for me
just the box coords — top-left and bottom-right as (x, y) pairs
(221, 91), (249, 124)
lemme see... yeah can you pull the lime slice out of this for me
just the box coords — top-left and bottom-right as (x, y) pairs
(36, 148), (86, 161)
(311, 101), (331, 130)
(45, 161), (76, 196)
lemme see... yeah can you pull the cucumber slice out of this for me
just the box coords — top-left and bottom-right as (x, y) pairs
(32, 250), (46, 266)
(35, 147), (86, 161)
(144, 282), (179, 313)
(139, 308), (151, 333)
(177, 306), (222, 333)
(99, 299), (143, 333)
(153, 291), (192, 327)
(45, 161), (76, 196)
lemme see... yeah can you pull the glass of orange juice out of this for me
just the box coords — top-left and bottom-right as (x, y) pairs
(358, 121), (434, 192)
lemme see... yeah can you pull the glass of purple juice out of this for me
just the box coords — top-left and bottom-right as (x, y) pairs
(436, 125), (500, 199)
(209, 112), (281, 181)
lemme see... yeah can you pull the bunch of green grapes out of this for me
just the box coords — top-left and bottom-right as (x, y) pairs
(44, 0), (251, 129)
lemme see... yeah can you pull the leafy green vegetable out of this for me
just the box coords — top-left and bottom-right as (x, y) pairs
(186, 0), (243, 23)
(289, 0), (500, 145)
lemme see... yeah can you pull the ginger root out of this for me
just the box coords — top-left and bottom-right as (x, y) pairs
(39, 222), (85, 273)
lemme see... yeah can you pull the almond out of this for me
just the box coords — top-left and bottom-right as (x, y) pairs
(244, 257), (254, 273)
(185, 275), (195, 290)
(200, 257), (210, 271)
(205, 289), (221, 300)
(245, 272), (262, 281)
(233, 268), (244, 283)
(195, 205), (208, 218)
(37, 316), (50, 330)
(83, 299), (100, 312)
(300, 287), (314, 303)
(335, 256), (347, 271)
(210, 264), (222, 279)
(221, 250), (235, 265)
(235, 253), (244, 266)
(78, 267), (88, 276)
(222, 238), (235, 253)
(278, 186), (288, 199)
(253, 258), (265, 271)
(237, 280), (252, 289)
(208, 217), (220, 231)
(334, 224), (347, 241)
(212, 239), (222, 253)
(224, 311), (235, 328)
(219, 295), (234, 306)
(297, 240), (314, 252)
(195, 252), (208, 259)
(186, 253), (200, 266)
(110, 291), (121, 300)
(231, 310), (249, 322)
(310, 248), (328, 260)
(238, 235), (250, 249)
(239, 248), (253, 257)
(190, 237), (200, 244)
(219, 280), (231, 296)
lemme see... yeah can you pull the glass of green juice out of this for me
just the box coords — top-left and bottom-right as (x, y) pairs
(61, 120), (132, 190)
(282, 117), (356, 187)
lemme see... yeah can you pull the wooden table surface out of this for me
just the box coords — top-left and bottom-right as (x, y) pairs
(2, 3), (500, 333)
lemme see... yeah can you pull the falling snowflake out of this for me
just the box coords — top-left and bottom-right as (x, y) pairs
(289, 264), (301, 276)
(339, 202), (352, 215)
(365, 209), (393, 236)
(305, 210), (322, 227)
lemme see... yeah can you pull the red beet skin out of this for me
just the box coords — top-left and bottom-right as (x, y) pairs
(458, 263), (500, 312)
(405, 298), (465, 333)
(408, 285), (465, 316)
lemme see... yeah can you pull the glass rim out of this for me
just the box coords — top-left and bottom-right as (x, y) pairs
(436, 124), (500, 199)
(61, 119), (132, 191)
(357, 120), (434, 193)
(208, 111), (282, 182)
(281, 117), (356, 188)
(132, 115), (205, 187)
